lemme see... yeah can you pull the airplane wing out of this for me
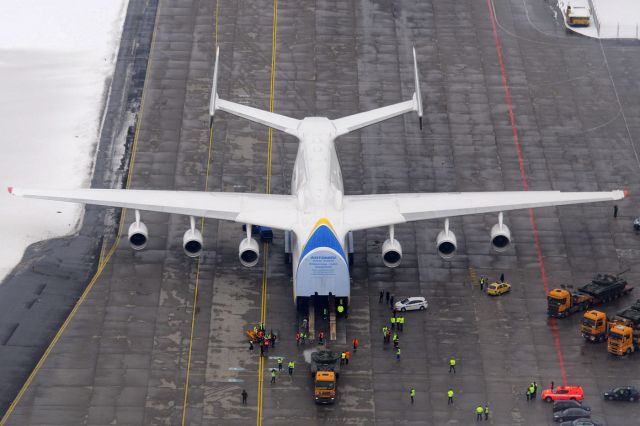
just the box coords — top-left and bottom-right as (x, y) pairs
(342, 190), (626, 231)
(8, 187), (298, 231)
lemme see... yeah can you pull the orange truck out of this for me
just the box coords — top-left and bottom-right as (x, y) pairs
(547, 274), (633, 318)
(310, 351), (340, 404)
(581, 310), (608, 342)
(607, 300), (640, 356)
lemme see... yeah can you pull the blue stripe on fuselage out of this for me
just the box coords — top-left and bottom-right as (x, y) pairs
(300, 224), (347, 264)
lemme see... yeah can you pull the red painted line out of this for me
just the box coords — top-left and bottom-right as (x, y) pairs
(486, 0), (568, 386)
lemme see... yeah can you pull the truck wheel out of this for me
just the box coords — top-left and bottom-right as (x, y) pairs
(626, 348), (632, 355)
(630, 396), (635, 402)
(608, 395), (614, 400)
(545, 397), (552, 402)
(401, 308), (406, 312)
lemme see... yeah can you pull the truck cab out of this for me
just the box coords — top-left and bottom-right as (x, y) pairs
(548, 289), (571, 317)
(608, 324), (636, 355)
(581, 310), (607, 342)
(314, 371), (337, 404)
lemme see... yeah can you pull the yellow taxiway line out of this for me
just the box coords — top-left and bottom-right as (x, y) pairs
(0, 2), (163, 424)
(257, 2), (279, 425)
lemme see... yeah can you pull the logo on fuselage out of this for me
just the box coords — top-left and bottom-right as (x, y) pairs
(296, 218), (349, 297)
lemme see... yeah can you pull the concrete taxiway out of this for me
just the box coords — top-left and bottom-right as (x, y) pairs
(3, 0), (640, 425)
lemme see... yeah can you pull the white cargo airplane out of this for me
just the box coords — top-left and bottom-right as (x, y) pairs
(9, 47), (626, 305)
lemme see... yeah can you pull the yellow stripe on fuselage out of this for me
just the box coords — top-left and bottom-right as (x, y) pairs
(306, 217), (337, 240)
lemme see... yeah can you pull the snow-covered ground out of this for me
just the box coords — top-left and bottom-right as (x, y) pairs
(559, 0), (640, 38)
(0, 0), (129, 282)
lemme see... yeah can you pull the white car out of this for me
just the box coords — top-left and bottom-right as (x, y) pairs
(394, 297), (428, 312)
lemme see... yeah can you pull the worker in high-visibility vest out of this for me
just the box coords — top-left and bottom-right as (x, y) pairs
(410, 388), (416, 404)
(476, 405), (484, 421)
(449, 358), (456, 373)
(448, 388), (454, 405)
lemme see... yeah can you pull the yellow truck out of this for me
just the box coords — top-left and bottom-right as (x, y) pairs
(581, 310), (608, 342)
(310, 351), (340, 404)
(547, 274), (632, 318)
(608, 300), (640, 356)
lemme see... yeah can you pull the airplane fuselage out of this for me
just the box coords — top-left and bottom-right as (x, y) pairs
(289, 118), (350, 300)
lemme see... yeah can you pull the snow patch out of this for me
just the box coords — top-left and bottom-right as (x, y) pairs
(0, 0), (129, 282)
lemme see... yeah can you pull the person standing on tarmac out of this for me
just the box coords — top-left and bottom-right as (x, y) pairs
(288, 360), (295, 376)
(277, 357), (283, 372)
(449, 358), (456, 373)
(379, 290), (384, 303)
(242, 389), (248, 405)
(270, 369), (277, 384)
(352, 338), (359, 353)
(345, 351), (350, 365)
(410, 388), (416, 404)
(447, 388), (454, 405)
(484, 405), (489, 420)
(385, 291), (390, 303)
(476, 405), (484, 421)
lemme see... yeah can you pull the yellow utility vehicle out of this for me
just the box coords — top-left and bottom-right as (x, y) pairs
(487, 281), (511, 296)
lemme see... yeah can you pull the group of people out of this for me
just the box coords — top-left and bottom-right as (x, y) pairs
(270, 357), (296, 383)
(379, 290), (395, 308)
(249, 323), (278, 357)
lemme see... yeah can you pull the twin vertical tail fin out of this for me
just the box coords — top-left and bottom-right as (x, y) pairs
(412, 46), (423, 130)
(209, 45), (220, 128)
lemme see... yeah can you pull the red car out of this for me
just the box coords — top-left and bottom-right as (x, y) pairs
(542, 386), (584, 402)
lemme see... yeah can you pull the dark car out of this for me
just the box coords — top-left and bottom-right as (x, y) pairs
(553, 408), (591, 423)
(603, 386), (639, 402)
(553, 399), (590, 412)
(560, 419), (603, 426)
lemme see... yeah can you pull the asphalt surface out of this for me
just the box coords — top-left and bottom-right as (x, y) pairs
(0, 0), (158, 417)
(4, 0), (640, 425)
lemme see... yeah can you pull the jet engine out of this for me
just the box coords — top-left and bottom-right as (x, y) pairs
(128, 210), (148, 250)
(490, 212), (511, 252)
(183, 217), (203, 258)
(382, 225), (402, 268)
(239, 223), (259, 267)
(436, 218), (457, 259)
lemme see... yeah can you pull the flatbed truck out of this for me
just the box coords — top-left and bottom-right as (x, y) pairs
(310, 350), (340, 404)
(608, 300), (640, 356)
(548, 274), (633, 318)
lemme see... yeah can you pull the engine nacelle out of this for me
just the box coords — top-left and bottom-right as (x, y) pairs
(128, 214), (148, 250)
(183, 227), (203, 258)
(382, 238), (402, 268)
(436, 219), (457, 259)
(239, 237), (260, 267)
(490, 222), (511, 252)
